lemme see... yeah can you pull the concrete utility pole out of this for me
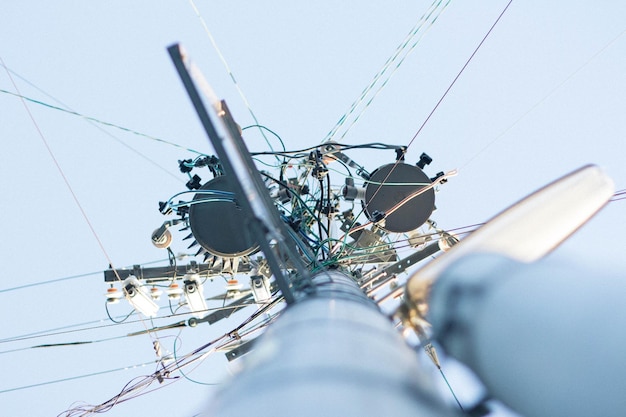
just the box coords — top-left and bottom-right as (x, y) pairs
(166, 45), (457, 416)
(207, 270), (462, 417)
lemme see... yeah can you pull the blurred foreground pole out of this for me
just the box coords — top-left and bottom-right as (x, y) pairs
(429, 254), (626, 417)
(208, 270), (461, 417)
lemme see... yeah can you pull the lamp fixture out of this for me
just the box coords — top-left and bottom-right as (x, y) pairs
(183, 273), (207, 318)
(123, 276), (159, 317)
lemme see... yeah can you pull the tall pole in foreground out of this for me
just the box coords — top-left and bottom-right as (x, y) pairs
(207, 270), (461, 417)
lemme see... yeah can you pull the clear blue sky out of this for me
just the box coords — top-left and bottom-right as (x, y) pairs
(1, 1), (624, 416)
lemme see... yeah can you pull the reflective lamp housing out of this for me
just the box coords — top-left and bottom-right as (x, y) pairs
(184, 274), (208, 318)
(123, 276), (159, 317)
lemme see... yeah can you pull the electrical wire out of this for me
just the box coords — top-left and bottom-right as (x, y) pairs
(0, 257), (185, 294)
(6, 297), (284, 414)
(0, 65), (185, 182)
(1, 57), (168, 350)
(384, 170), (456, 217)
(0, 361), (157, 396)
(188, 0), (278, 160)
(242, 124), (286, 153)
(5, 4), (598, 416)
(1, 61), (120, 280)
(57, 368), (179, 416)
(610, 189), (626, 202)
(3, 57), (171, 362)
(105, 302), (135, 324)
(323, 0), (451, 143)
(406, 0), (513, 152)
(171, 331), (220, 387)
(362, 0), (512, 223)
(0, 301), (262, 346)
(460, 27), (626, 172)
(439, 367), (465, 411)
(250, 141), (404, 157)
(0, 334), (130, 356)
(0, 88), (206, 156)
(60, 295), (285, 415)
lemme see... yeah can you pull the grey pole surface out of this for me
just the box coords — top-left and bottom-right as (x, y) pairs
(207, 270), (462, 417)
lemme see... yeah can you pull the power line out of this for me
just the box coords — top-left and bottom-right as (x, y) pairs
(323, 0), (451, 143)
(1, 299), (278, 405)
(188, 0), (278, 160)
(0, 361), (157, 395)
(439, 368), (464, 411)
(359, 1), (512, 225)
(57, 300), (281, 415)
(0, 257), (183, 294)
(460, 26), (626, 172)
(3, 59), (152, 349)
(335, 0), (453, 143)
(0, 302), (259, 345)
(406, 0), (514, 151)
(0, 65), (185, 182)
(0, 87), (205, 157)
(0, 335), (129, 356)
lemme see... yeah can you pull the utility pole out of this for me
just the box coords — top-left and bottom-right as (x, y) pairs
(165, 44), (462, 416)
(102, 43), (617, 417)
(207, 269), (461, 417)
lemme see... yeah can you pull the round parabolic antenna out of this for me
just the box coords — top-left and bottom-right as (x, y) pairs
(188, 176), (259, 257)
(363, 163), (435, 233)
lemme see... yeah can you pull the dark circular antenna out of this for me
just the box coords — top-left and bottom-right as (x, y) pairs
(363, 163), (435, 233)
(188, 175), (259, 257)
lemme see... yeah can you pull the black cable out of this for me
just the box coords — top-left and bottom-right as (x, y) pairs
(334, 157), (353, 177)
(249, 141), (404, 156)
(168, 298), (177, 315)
(258, 170), (331, 239)
(167, 247), (177, 268)
(105, 301), (135, 324)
